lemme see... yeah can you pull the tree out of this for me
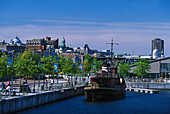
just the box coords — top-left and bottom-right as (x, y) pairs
(84, 54), (92, 65)
(0, 50), (3, 57)
(52, 56), (58, 76)
(13, 50), (41, 88)
(62, 56), (74, 75)
(58, 54), (66, 73)
(72, 63), (80, 75)
(13, 54), (26, 86)
(118, 60), (131, 77)
(0, 53), (8, 80)
(83, 60), (91, 74)
(133, 59), (151, 79)
(7, 64), (15, 87)
(83, 54), (92, 74)
(93, 58), (103, 72)
(28, 61), (43, 91)
(41, 56), (53, 77)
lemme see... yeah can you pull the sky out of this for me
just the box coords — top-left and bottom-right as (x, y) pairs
(0, 0), (170, 56)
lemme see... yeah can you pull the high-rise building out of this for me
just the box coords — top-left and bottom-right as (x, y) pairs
(152, 38), (164, 58)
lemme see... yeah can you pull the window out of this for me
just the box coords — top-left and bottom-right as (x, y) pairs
(161, 63), (170, 72)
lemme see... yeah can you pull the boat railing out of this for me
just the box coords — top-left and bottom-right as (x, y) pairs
(96, 73), (121, 78)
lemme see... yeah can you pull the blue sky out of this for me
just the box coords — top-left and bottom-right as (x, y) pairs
(0, 0), (170, 56)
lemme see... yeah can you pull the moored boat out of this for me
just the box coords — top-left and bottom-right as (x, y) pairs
(84, 65), (126, 101)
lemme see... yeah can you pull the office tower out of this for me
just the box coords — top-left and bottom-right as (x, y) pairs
(152, 38), (164, 57)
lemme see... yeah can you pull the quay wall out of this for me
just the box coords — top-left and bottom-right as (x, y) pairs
(0, 86), (84, 114)
(126, 82), (170, 89)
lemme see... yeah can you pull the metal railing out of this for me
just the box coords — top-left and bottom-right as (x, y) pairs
(125, 78), (170, 83)
(0, 80), (87, 99)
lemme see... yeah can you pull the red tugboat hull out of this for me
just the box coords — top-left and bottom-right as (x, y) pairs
(84, 85), (126, 101)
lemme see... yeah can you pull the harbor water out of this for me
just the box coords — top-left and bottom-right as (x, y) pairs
(18, 90), (170, 114)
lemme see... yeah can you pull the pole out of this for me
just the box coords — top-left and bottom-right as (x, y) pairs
(106, 38), (118, 65)
(57, 73), (58, 84)
(38, 75), (40, 92)
(49, 49), (50, 57)
(111, 39), (113, 61)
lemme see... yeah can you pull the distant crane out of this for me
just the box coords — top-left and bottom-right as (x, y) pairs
(106, 38), (118, 63)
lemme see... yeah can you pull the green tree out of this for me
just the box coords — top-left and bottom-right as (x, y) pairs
(133, 59), (151, 79)
(0, 50), (3, 57)
(41, 56), (53, 73)
(118, 60), (131, 77)
(7, 64), (15, 87)
(58, 54), (66, 73)
(62, 56), (74, 75)
(13, 50), (41, 88)
(93, 58), (103, 72)
(13, 54), (26, 86)
(84, 54), (92, 64)
(72, 63), (80, 75)
(0, 54), (8, 80)
(83, 60), (91, 74)
(83, 54), (92, 74)
(28, 61), (43, 91)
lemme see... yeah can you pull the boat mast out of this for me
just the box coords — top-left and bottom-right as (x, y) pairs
(106, 38), (118, 64)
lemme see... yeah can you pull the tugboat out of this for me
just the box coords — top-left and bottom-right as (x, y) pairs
(84, 64), (126, 101)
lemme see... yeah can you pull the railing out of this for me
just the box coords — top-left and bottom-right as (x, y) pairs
(125, 78), (170, 83)
(0, 80), (87, 99)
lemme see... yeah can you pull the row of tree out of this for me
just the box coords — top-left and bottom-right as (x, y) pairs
(118, 59), (151, 78)
(83, 54), (103, 74)
(0, 51), (103, 85)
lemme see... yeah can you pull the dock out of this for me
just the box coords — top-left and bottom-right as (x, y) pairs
(126, 88), (159, 94)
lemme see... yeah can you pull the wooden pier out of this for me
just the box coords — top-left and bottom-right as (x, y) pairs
(126, 88), (159, 94)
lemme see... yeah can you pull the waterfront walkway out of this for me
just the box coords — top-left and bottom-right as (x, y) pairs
(0, 76), (87, 99)
(126, 88), (159, 94)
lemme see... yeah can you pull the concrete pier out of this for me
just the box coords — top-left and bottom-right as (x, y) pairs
(126, 88), (159, 94)
(0, 86), (84, 114)
(126, 82), (170, 89)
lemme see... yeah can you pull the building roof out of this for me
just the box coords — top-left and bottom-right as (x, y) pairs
(11, 36), (21, 44)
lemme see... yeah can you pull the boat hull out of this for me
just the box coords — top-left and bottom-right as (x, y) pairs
(84, 88), (126, 101)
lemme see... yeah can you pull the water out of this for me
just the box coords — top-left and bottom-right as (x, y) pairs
(18, 91), (170, 114)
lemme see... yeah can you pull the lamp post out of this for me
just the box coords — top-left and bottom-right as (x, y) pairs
(33, 68), (37, 93)
(57, 56), (59, 84)
(38, 74), (40, 92)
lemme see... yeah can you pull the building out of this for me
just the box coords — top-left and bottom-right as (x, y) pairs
(152, 38), (164, 58)
(62, 53), (82, 63)
(6, 36), (26, 55)
(26, 38), (46, 55)
(46, 37), (59, 51)
(130, 57), (170, 79)
(0, 40), (8, 51)
(56, 37), (74, 53)
(73, 47), (84, 54)
(26, 37), (59, 56)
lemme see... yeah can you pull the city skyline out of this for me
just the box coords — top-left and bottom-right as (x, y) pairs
(0, 0), (170, 56)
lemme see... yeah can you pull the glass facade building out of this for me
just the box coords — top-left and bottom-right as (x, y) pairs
(160, 63), (170, 78)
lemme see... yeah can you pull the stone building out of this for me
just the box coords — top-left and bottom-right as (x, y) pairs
(26, 38), (46, 55)
(26, 37), (59, 56)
